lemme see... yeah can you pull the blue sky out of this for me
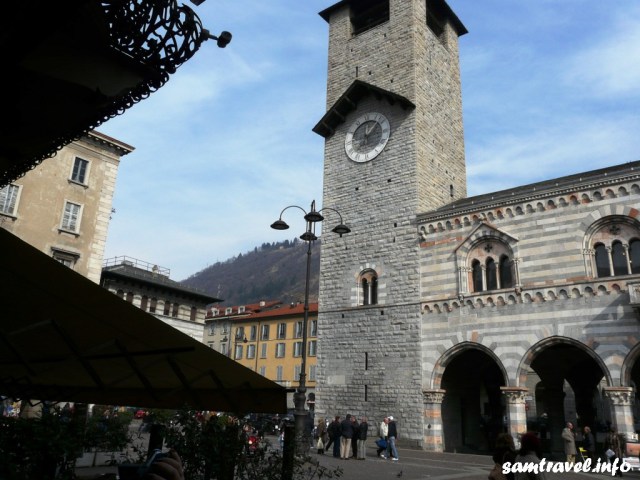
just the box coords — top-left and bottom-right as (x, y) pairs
(101, 0), (640, 281)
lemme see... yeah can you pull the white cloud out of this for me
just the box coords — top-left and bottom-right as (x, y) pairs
(561, 6), (640, 98)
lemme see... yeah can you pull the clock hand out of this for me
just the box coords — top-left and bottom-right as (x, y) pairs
(365, 122), (374, 136)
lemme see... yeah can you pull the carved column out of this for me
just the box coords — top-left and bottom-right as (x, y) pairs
(582, 248), (594, 278)
(606, 246), (614, 276)
(501, 387), (528, 447)
(423, 389), (446, 452)
(603, 387), (635, 441)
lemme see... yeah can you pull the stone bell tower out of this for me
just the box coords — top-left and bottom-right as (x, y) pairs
(313, 0), (468, 447)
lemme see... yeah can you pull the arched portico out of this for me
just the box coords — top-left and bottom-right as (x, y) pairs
(428, 342), (508, 453)
(516, 336), (611, 456)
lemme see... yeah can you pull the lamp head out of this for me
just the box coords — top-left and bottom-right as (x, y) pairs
(271, 219), (290, 230)
(332, 224), (351, 237)
(304, 210), (324, 223)
(300, 231), (318, 242)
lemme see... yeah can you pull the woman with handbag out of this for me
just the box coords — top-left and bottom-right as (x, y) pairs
(316, 417), (328, 454)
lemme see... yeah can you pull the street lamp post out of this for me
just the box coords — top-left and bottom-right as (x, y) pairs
(271, 200), (349, 455)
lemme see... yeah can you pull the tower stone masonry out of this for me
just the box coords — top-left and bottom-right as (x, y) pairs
(314, 0), (640, 455)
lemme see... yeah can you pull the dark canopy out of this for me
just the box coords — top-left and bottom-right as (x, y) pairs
(0, 228), (286, 413)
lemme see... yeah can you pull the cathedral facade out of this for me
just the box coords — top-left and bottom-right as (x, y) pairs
(314, 0), (640, 454)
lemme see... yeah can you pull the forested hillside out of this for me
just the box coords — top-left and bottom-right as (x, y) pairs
(181, 238), (320, 306)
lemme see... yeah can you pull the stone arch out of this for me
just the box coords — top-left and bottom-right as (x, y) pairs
(516, 336), (612, 390)
(431, 342), (509, 453)
(621, 342), (640, 388)
(432, 341), (509, 390)
(516, 336), (612, 453)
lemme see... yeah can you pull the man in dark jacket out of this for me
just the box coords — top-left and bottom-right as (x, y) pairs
(351, 416), (359, 458)
(340, 414), (354, 459)
(582, 426), (596, 462)
(327, 416), (341, 457)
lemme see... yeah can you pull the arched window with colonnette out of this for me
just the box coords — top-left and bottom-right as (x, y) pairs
(359, 269), (379, 306)
(584, 216), (640, 278)
(454, 224), (520, 297)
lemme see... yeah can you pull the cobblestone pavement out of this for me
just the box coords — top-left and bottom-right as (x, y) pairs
(309, 443), (640, 480)
(75, 431), (640, 480)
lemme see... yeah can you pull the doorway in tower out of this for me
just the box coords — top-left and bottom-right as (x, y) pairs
(441, 348), (506, 453)
(525, 339), (608, 458)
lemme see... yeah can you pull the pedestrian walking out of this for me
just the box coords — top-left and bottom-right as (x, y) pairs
(377, 417), (389, 458)
(604, 428), (624, 477)
(387, 415), (399, 461)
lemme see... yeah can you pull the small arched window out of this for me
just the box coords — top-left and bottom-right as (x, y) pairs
(467, 239), (516, 293)
(499, 254), (513, 288)
(630, 239), (640, 274)
(359, 270), (378, 306)
(486, 258), (497, 290)
(594, 243), (610, 277)
(611, 240), (627, 276)
(472, 259), (483, 292)
(361, 278), (369, 305)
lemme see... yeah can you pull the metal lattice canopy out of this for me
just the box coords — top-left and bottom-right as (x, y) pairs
(0, 0), (213, 187)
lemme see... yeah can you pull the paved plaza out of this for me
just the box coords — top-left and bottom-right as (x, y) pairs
(76, 437), (640, 480)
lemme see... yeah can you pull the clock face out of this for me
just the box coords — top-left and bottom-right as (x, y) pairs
(344, 112), (390, 163)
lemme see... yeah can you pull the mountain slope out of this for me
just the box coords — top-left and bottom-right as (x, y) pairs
(181, 238), (320, 306)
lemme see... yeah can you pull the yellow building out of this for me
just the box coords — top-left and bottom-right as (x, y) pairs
(204, 301), (318, 411)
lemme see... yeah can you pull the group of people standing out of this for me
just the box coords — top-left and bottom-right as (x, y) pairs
(562, 421), (625, 477)
(490, 421), (628, 480)
(314, 414), (398, 461)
